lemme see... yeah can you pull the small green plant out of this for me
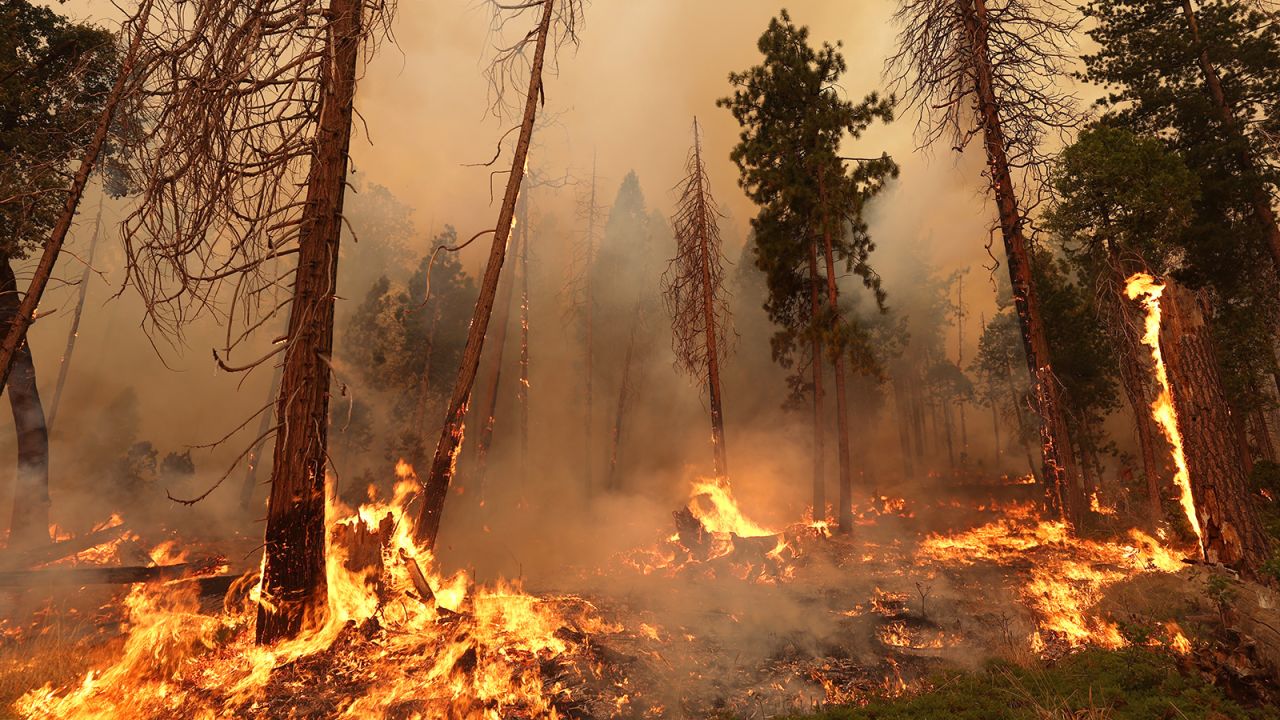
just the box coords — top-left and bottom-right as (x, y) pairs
(1205, 572), (1238, 624)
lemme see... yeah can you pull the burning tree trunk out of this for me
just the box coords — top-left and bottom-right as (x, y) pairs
(0, 257), (50, 550)
(1178, 0), (1280, 272)
(472, 216), (522, 494)
(415, 0), (560, 549)
(817, 172), (855, 533)
(47, 193), (104, 430)
(256, 0), (364, 644)
(1129, 275), (1272, 578)
(661, 118), (734, 479)
(808, 244), (827, 521)
(0, 0), (153, 395)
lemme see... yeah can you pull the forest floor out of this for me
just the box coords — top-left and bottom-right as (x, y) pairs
(0, 475), (1277, 718)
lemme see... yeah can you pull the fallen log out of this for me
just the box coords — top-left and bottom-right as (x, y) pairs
(0, 555), (224, 587)
(1, 522), (129, 570)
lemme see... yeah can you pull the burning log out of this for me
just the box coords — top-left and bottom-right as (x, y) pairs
(0, 555), (224, 587)
(0, 521), (129, 570)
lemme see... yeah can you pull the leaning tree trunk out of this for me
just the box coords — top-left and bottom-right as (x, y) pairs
(1160, 280), (1272, 578)
(256, 0), (362, 644)
(415, 0), (554, 549)
(965, 0), (1081, 525)
(471, 220), (522, 495)
(817, 174), (855, 534)
(808, 244), (827, 522)
(606, 301), (643, 491)
(0, 258), (50, 550)
(47, 193), (104, 430)
(1179, 0), (1280, 272)
(0, 0), (153, 395)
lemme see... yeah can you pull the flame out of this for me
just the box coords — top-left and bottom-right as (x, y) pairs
(1125, 273), (1202, 546)
(688, 478), (775, 537)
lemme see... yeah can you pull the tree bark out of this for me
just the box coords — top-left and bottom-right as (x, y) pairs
(0, 0), (154, 395)
(0, 258), (50, 550)
(808, 244), (826, 521)
(47, 193), (103, 431)
(256, 0), (362, 644)
(964, 0), (1081, 525)
(817, 173), (855, 534)
(1160, 280), (1272, 577)
(1179, 0), (1280, 273)
(415, 0), (554, 549)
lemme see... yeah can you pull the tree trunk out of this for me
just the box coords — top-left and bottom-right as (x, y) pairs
(606, 302), (643, 491)
(47, 193), (103, 430)
(583, 161), (598, 498)
(990, 400), (1002, 465)
(0, 0), (154, 395)
(817, 173), (855, 534)
(471, 220), (522, 495)
(256, 0), (362, 644)
(0, 258), (50, 550)
(1179, 0), (1280, 273)
(942, 396), (956, 472)
(697, 217), (729, 479)
(808, 245), (826, 521)
(1160, 280), (1272, 577)
(414, 0), (554, 549)
(1251, 405), (1276, 463)
(964, 0), (1081, 525)
(518, 189), (531, 486)
(893, 373), (915, 481)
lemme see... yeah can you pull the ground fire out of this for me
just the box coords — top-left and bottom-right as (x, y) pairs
(1, 0), (1279, 718)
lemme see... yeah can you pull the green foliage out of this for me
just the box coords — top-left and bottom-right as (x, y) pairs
(0, 0), (117, 258)
(719, 9), (897, 387)
(1081, 0), (1280, 416)
(778, 648), (1278, 720)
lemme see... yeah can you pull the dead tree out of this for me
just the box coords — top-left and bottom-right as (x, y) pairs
(118, 0), (393, 643)
(888, 0), (1085, 524)
(415, 0), (582, 549)
(0, 0), (154, 395)
(605, 301), (644, 491)
(0, 258), (49, 549)
(661, 118), (734, 479)
(47, 193), (104, 430)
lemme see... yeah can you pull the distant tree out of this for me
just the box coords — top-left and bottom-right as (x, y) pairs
(721, 10), (897, 530)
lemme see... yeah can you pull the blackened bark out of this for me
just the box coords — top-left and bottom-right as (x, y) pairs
(256, 0), (362, 644)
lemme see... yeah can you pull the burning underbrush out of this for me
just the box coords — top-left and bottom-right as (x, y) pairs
(2, 466), (1267, 718)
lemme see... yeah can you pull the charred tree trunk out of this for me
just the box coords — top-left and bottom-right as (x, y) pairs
(47, 193), (103, 430)
(0, 258), (50, 550)
(415, 0), (554, 549)
(472, 220), (522, 495)
(817, 175), (855, 534)
(256, 0), (362, 644)
(1160, 281), (1272, 577)
(0, 0), (153, 394)
(1179, 0), (1280, 272)
(963, 0), (1081, 525)
(808, 244), (826, 521)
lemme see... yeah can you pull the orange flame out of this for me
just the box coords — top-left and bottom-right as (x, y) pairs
(1124, 273), (1202, 547)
